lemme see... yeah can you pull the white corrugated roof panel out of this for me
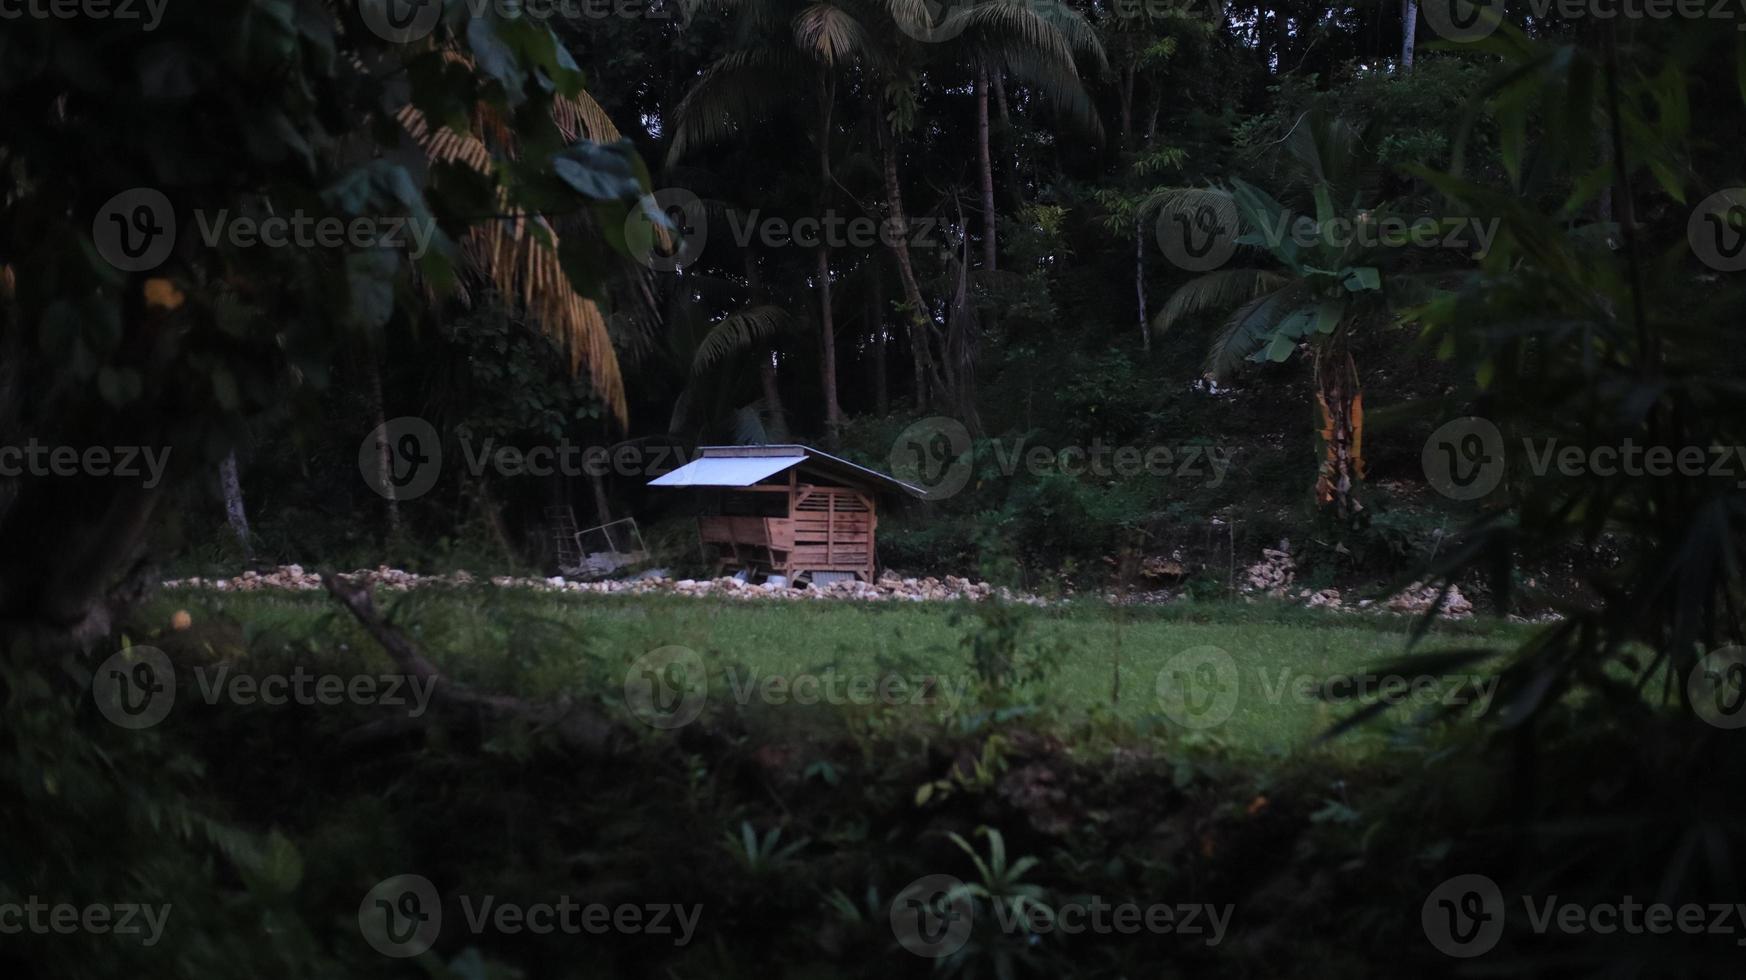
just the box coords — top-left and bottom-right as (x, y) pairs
(647, 454), (806, 488)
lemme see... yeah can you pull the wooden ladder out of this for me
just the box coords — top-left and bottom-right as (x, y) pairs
(545, 505), (581, 570)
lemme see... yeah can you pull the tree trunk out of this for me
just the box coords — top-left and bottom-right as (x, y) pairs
(816, 244), (841, 446)
(816, 72), (842, 445)
(975, 65), (998, 273)
(759, 353), (791, 441)
(366, 355), (399, 539)
(1135, 215), (1149, 354)
(1401, 0), (1418, 70)
(219, 450), (254, 562)
(1119, 60), (1136, 153)
(879, 121), (936, 410)
(746, 257), (791, 440)
(589, 469), (614, 528)
(1313, 344), (1365, 520)
(871, 274), (890, 414)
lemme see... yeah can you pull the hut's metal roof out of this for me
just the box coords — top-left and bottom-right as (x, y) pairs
(648, 445), (924, 496)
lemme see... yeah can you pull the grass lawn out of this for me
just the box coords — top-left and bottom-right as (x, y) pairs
(137, 589), (1528, 759)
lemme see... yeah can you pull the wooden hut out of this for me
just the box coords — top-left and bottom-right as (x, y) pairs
(648, 445), (923, 584)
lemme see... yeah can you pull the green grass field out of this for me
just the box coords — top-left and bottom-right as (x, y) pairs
(138, 589), (1526, 759)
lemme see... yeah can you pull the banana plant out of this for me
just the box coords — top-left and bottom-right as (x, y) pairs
(1151, 114), (1442, 518)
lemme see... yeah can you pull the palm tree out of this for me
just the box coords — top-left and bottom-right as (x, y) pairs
(396, 66), (634, 425)
(915, 0), (1107, 273)
(668, 0), (886, 445)
(1151, 114), (1426, 518)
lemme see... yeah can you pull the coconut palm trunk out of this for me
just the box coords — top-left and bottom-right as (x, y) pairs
(816, 71), (843, 445)
(975, 65), (997, 273)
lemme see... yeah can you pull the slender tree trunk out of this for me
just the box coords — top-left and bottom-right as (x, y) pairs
(816, 245), (841, 445)
(871, 275), (889, 414)
(816, 72), (842, 445)
(746, 257), (791, 440)
(367, 354), (399, 538)
(879, 121), (936, 410)
(975, 65), (997, 273)
(758, 354), (791, 441)
(219, 450), (253, 562)
(991, 73), (1020, 208)
(1401, 0), (1418, 70)
(1119, 60), (1136, 152)
(589, 469), (613, 528)
(1135, 216), (1149, 354)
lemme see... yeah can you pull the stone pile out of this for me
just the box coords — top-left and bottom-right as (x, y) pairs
(1242, 542), (1296, 595)
(162, 563), (1481, 619)
(162, 565), (1036, 604)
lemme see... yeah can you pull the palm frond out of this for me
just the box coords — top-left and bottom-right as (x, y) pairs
(793, 2), (873, 66)
(552, 89), (622, 143)
(667, 48), (803, 164)
(692, 304), (793, 376)
(1152, 268), (1293, 337)
(965, 2), (1078, 78)
(997, 47), (1102, 139)
(397, 103), (627, 423)
(1205, 281), (1310, 380)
